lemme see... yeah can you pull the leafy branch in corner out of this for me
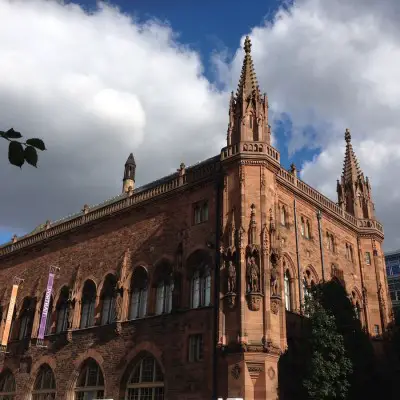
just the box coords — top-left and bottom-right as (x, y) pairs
(0, 128), (46, 168)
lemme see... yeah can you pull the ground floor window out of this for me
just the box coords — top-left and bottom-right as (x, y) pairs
(75, 359), (104, 400)
(126, 355), (164, 400)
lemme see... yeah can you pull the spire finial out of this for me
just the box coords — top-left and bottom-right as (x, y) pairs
(345, 128), (351, 144)
(244, 36), (252, 54)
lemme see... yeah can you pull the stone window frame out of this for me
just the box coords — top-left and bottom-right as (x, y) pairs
(193, 200), (209, 225)
(0, 369), (16, 400)
(283, 255), (297, 312)
(279, 202), (290, 228)
(299, 215), (312, 240)
(129, 266), (149, 320)
(326, 231), (336, 253)
(74, 358), (105, 400)
(32, 364), (56, 400)
(345, 242), (355, 263)
(365, 251), (372, 266)
(349, 288), (363, 325)
(188, 333), (204, 362)
(125, 354), (164, 399)
(16, 297), (34, 341)
(79, 280), (97, 329)
(55, 286), (69, 334)
(99, 274), (117, 326)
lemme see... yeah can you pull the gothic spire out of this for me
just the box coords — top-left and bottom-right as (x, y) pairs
(226, 36), (270, 146)
(236, 36), (261, 101)
(337, 129), (374, 219)
(342, 129), (362, 183)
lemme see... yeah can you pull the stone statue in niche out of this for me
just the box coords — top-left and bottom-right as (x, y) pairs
(270, 263), (279, 297)
(247, 256), (260, 293)
(227, 261), (237, 293)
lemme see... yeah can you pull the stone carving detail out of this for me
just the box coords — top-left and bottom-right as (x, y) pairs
(271, 297), (280, 315)
(231, 364), (241, 380)
(267, 366), (276, 380)
(246, 256), (260, 293)
(227, 261), (237, 293)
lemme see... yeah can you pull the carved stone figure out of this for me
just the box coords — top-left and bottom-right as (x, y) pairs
(227, 261), (237, 293)
(247, 256), (260, 293)
(115, 285), (123, 322)
(270, 264), (279, 297)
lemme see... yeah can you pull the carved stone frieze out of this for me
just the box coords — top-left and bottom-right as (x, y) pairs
(270, 296), (280, 315)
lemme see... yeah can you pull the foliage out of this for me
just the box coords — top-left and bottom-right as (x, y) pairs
(302, 287), (352, 400)
(1, 128), (46, 167)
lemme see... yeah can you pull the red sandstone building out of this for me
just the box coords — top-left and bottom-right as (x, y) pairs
(0, 37), (392, 400)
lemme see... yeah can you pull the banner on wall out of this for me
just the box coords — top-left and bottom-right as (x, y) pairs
(37, 266), (60, 345)
(0, 277), (24, 352)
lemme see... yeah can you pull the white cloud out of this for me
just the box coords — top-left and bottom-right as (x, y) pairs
(0, 0), (227, 237)
(215, 0), (399, 251)
(1, 0), (399, 253)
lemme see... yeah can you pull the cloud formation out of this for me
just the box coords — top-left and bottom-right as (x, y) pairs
(0, 0), (398, 252)
(0, 0), (227, 237)
(216, 0), (399, 250)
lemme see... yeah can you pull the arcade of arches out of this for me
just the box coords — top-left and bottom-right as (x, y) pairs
(0, 354), (164, 400)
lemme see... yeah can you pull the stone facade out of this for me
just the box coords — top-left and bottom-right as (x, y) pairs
(0, 37), (391, 400)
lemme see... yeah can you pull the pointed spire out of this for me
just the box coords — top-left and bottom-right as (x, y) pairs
(236, 36), (261, 100)
(342, 129), (362, 183)
(123, 153), (136, 193)
(125, 153), (136, 166)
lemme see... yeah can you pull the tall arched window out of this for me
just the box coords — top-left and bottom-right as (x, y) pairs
(153, 262), (174, 316)
(305, 220), (311, 239)
(75, 359), (104, 400)
(125, 355), (164, 400)
(300, 217), (305, 236)
(129, 267), (148, 320)
(32, 364), (56, 400)
(284, 269), (291, 311)
(18, 297), (34, 340)
(0, 370), (15, 400)
(100, 275), (117, 325)
(190, 268), (211, 309)
(38, 294), (54, 336)
(280, 206), (287, 226)
(187, 251), (212, 309)
(56, 286), (69, 333)
(80, 280), (96, 329)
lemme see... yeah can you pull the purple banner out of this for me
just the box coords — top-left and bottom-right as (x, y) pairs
(38, 272), (55, 340)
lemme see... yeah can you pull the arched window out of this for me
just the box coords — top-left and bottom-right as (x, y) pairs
(126, 355), (164, 400)
(56, 286), (69, 333)
(190, 268), (211, 309)
(187, 251), (212, 309)
(305, 220), (311, 239)
(153, 262), (174, 316)
(100, 275), (117, 325)
(280, 206), (287, 226)
(284, 270), (291, 311)
(0, 370), (15, 400)
(38, 294), (54, 336)
(300, 217), (305, 236)
(350, 290), (362, 322)
(129, 267), (148, 320)
(75, 359), (104, 400)
(18, 297), (34, 340)
(80, 281), (96, 329)
(32, 364), (56, 400)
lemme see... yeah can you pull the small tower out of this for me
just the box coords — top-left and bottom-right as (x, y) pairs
(122, 153), (136, 194)
(227, 36), (271, 147)
(337, 129), (375, 219)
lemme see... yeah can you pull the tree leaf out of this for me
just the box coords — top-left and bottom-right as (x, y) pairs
(8, 141), (25, 167)
(4, 128), (22, 139)
(24, 146), (38, 167)
(26, 138), (46, 151)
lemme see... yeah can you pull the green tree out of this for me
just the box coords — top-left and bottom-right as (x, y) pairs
(1, 128), (46, 167)
(303, 290), (352, 400)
